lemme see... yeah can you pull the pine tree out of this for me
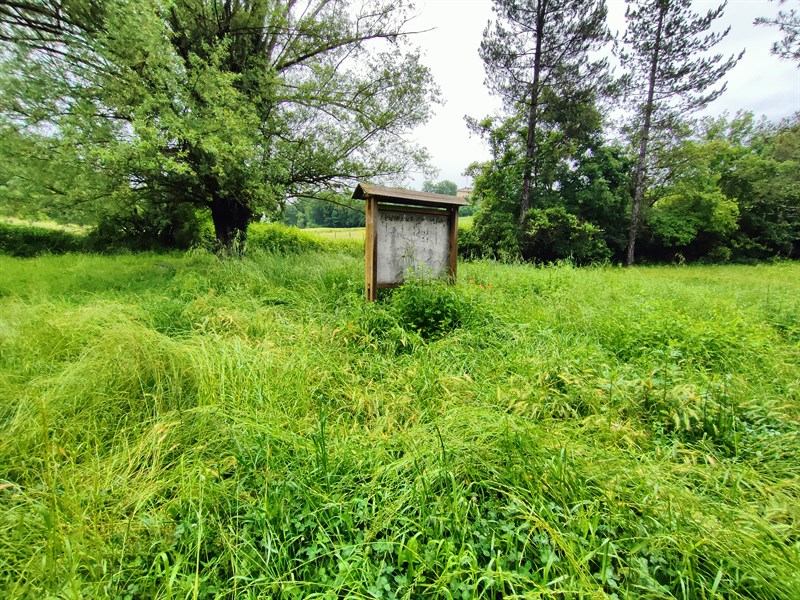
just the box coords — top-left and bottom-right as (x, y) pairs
(622, 0), (741, 266)
(756, 0), (800, 62)
(479, 0), (612, 225)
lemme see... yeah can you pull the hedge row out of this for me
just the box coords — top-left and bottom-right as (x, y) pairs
(0, 221), (364, 257)
(0, 222), (85, 257)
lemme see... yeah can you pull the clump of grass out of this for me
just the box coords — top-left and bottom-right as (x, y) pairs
(247, 223), (364, 257)
(0, 255), (798, 598)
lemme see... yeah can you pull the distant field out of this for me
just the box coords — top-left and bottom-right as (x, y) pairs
(305, 217), (472, 239)
(304, 226), (365, 239)
(1, 252), (798, 598)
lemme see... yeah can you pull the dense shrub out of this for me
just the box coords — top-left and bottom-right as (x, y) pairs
(456, 225), (484, 260)
(247, 222), (326, 253)
(322, 235), (364, 256)
(85, 204), (210, 252)
(520, 206), (611, 264)
(338, 279), (485, 354)
(0, 222), (84, 257)
(467, 205), (522, 261)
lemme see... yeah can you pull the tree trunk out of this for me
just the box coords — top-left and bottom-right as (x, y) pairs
(519, 0), (546, 225)
(210, 195), (253, 256)
(626, 3), (665, 267)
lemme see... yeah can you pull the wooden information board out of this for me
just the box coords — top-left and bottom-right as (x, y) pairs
(375, 208), (450, 285)
(354, 183), (467, 301)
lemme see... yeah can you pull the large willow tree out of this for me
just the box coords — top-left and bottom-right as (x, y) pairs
(0, 0), (438, 252)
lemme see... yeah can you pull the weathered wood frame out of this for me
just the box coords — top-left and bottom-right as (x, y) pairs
(353, 184), (467, 302)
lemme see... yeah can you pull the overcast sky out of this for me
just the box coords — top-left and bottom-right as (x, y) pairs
(405, 0), (800, 189)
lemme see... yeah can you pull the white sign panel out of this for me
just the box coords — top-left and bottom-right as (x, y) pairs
(376, 209), (450, 284)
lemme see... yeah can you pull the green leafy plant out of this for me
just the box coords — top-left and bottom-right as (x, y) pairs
(520, 206), (611, 264)
(389, 280), (474, 340)
(246, 222), (326, 254)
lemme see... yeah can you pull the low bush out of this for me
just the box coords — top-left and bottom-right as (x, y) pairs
(84, 204), (210, 252)
(338, 279), (489, 354)
(248, 222), (364, 257)
(247, 222), (326, 254)
(457, 225), (484, 260)
(520, 206), (611, 264)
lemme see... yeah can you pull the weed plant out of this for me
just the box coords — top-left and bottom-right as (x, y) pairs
(0, 253), (798, 598)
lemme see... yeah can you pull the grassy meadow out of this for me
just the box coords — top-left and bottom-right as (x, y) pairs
(0, 250), (798, 598)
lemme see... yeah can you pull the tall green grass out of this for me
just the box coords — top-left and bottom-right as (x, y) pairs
(0, 253), (798, 598)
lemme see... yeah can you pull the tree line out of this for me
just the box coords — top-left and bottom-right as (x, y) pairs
(465, 0), (797, 264)
(463, 111), (799, 263)
(0, 0), (797, 262)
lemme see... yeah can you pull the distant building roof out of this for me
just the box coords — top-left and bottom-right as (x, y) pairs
(456, 187), (473, 199)
(352, 182), (469, 209)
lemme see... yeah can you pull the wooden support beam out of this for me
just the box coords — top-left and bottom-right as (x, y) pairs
(364, 196), (377, 301)
(448, 206), (459, 282)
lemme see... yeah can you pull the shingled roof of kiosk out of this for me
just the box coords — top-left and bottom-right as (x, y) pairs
(352, 182), (469, 209)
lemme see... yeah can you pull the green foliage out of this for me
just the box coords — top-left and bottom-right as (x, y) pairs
(622, 0), (741, 265)
(642, 112), (800, 262)
(246, 222), (326, 254)
(521, 206), (611, 264)
(466, 116), (629, 263)
(282, 196), (366, 229)
(644, 138), (741, 261)
(338, 280), (485, 353)
(0, 124), (129, 227)
(246, 222), (363, 257)
(422, 179), (458, 196)
(649, 190), (738, 250)
(728, 118), (800, 259)
(84, 203), (212, 252)
(464, 112), (798, 265)
(389, 280), (476, 340)
(557, 144), (632, 259)
(456, 225), (485, 260)
(0, 221), (84, 257)
(458, 203), (476, 217)
(465, 116), (526, 260)
(478, 0), (612, 218)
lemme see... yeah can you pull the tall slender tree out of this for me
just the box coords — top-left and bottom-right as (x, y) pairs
(622, 0), (741, 265)
(479, 0), (612, 225)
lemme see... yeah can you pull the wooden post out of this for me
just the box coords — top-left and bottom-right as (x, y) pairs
(447, 206), (459, 282)
(364, 196), (377, 301)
